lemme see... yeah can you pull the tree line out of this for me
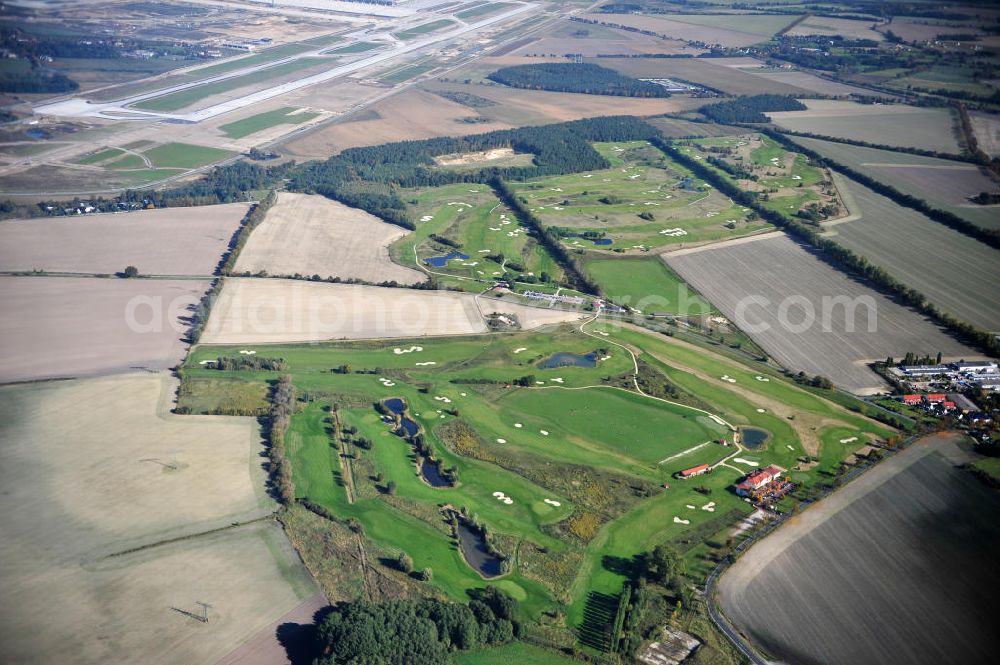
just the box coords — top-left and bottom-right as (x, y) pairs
(267, 375), (297, 505)
(655, 135), (1000, 357)
(219, 190), (275, 275)
(486, 62), (672, 98)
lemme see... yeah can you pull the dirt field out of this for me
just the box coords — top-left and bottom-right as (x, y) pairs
(718, 432), (1000, 665)
(201, 278), (585, 344)
(664, 234), (977, 393)
(281, 88), (513, 159)
(969, 111), (1000, 158)
(768, 101), (961, 154)
(0, 276), (210, 383)
(743, 69), (875, 96)
(234, 192), (425, 284)
(594, 58), (811, 96)
(824, 175), (1000, 331)
(0, 373), (316, 664)
(0, 204), (248, 275)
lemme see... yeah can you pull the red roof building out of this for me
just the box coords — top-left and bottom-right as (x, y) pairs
(926, 393), (946, 403)
(943, 401), (956, 410)
(679, 463), (710, 478)
(736, 465), (783, 497)
(902, 394), (922, 406)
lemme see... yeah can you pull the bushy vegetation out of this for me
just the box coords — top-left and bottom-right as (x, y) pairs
(699, 95), (806, 124)
(0, 68), (77, 93)
(315, 588), (521, 664)
(268, 375), (297, 505)
(487, 62), (671, 98)
(210, 355), (288, 372)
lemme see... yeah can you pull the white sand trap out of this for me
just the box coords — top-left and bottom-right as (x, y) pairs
(503, 497), (513, 505)
(551, 378), (564, 384)
(673, 517), (690, 525)
(514, 423), (523, 428)
(513, 347), (528, 354)
(535, 381), (545, 385)
(415, 361), (436, 366)
(439, 415), (446, 418)
(394, 346), (424, 354)
(754, 375), (770, 382)
(199, 360), (215, 365)
(540, 430), (549, 436)
(478, 249), (491, 253)
(734, 458), (759, 467)
(239, 350), (257, 355)
(460, 392), (467, 397)
(420, 215), (434, 222)
(596, 331), (609, 337)
(493, 491), (505, 497)
(686, 504), (696, 510)
(489, 227), (502, 231)
(709, 415), (727, 426)
(787, 444), (795, 450)
(434, 396), (452, 403)
(757, 408), (766, 413)
(543, 499), (561, 507)
(840, 436), (859, 444)
(720, 375), (737, 383)
(583, 174), (592, 178)
(496, 438), (506, 444)
(702, 502), (717, 512)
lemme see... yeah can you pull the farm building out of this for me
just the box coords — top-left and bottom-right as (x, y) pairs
(900, 365), (951, 377)
(678, 463), (710, 478)
(947, 393), (981, 414)
(736, 465), (783, 497)
(902, 394), (922, 406)
(926, 393), (946, 403)
(954, 361), (998, 375)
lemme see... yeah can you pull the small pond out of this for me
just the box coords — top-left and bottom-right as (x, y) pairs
(384, 397), (419, 437)
(537, 352), (598, 369)
(592, 238), (613, 246)
(456, 522), (502, 578)
(741, 427), (771, 450)
(424, 251), (470, 268)
(419, 456), (453, 488)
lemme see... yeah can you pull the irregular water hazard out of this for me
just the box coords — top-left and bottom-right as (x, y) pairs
(718, 433), (1000, 665)
(424, 251), (470, 268)
(383, 397), (453, 488)
(455, 522), (502, 578)
(739, 426), (770, 449)
(537, 351), (597, 369)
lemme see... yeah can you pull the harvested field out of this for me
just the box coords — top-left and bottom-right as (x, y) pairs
(791, 136), (1000, 231)
(824, 174), (1000, 331)
(785, 16), (885, 40)
(742, 69), (875, 96)
(233, 192), (425, 284)
(580, 13), (795, 47)
(0, 373), (315, 664)
(664, 234), (977, 393)
(0, 276), (210, 383)
(593, 58), (810, 96)
(769, 101), (961, 154)
(0, 204), (248, 275)
(280, 88), (512, 158)
(201, 278), (583, 344)
(719, 433), (1000, 665)
(969, 110), (1000, 157)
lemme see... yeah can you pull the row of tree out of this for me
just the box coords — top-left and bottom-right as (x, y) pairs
(219, 191), (275, 275)
(210, 355), (287, 372)
(267, 375), (297, 505)
(655, 135), (1000, 357)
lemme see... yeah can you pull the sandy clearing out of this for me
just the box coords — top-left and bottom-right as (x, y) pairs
(234, 192), (424, 284)
(479, 297), (587, 329)
(0, 203), (248, 275)
(718, 433), (999, 665)
(201, 278), (489, 343)
(664, 235), (977, 393)
(969, 110), (1000, 158)
(0, 373), (314, 664)
(0, 276), (210, 383)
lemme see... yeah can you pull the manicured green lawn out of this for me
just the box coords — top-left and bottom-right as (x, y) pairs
(394, 19), (454, 40)
(142, 142), (235, 169)
(585, 257), (713, 314)
(380, 63), (435, 84)
(219, 106), (320, 139)
(326, 41), (381, 54)
(455, 641), (580, 665)
(76, 147), (123, 165)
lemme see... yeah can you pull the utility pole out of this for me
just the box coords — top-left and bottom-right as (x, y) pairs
(196, 601), (212, 623)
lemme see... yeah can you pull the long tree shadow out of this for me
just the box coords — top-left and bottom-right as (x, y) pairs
(577, 591), (619, 651)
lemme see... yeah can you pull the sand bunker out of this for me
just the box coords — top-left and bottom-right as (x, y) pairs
(673, 517), (691, 525)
